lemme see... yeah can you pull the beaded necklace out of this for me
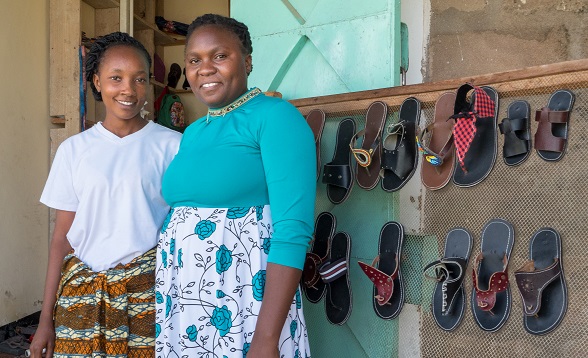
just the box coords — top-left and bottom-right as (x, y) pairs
(206, 87), (262, 123)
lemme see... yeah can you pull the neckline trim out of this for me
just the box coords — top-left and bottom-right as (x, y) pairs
(207, 88), (262, 122)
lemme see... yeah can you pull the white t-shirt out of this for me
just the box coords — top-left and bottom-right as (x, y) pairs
(40, 121), (181, 271)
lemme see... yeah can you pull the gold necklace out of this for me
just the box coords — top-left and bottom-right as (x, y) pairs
(207, 88), (262, 120)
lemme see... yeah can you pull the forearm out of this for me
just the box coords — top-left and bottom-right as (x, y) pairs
(252, 262), (302, 345)
(39, 211), (74, 324)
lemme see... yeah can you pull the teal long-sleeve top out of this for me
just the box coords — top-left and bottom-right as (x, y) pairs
(162, 91), (317, 270)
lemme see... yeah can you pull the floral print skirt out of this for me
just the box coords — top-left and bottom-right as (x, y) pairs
(155, 205), (310, 358)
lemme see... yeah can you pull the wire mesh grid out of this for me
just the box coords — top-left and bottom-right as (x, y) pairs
(304, 69), (588, 357)
(417, 74), (588, 357)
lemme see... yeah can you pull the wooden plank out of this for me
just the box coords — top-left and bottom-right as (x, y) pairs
(290, 58), (588, 112)
(50, 0), (81, 139)
(119, 0), (132, 34)
(95, 8), (120, 35)
(134, 15), (184, 46)
(82, 0), (119, 9)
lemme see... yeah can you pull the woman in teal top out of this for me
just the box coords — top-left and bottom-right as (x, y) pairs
(156, 14), (315, 358)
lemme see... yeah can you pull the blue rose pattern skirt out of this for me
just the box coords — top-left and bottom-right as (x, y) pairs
(155, 205), (310, 358)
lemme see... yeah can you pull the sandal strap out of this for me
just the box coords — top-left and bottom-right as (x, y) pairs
(358, 253), (399, 306)
(424, 257), (467, 314)
(302, 252), (323, 288)
(322, 164), (351, 189)
(472, 253), (509, 312)
(417, 121), (454, 166)
(350, 129), (381, 168)
(514, 258), (562, 316)
(380, 121), (416, 179)
(535, 107), (569, 152)
(319, 257), (348, 283)
(499, 117), (530, 157)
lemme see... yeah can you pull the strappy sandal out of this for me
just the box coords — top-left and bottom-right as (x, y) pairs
(423, 227), (472, 331)
(471, 218), (514, 332)
(358, 221), (405, 320)
(350, 101), (387, 190)
(418, 92), (456, 190)
(380, 97), (421, 192)
(319, 231), (352, 325)
(514, 227), (567, 335)
(302, 212), (336, 303)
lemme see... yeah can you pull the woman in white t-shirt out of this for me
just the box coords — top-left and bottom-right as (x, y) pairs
(29, 32), (181, 358)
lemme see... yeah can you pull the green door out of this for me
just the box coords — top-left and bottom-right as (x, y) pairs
(231, 0), (401, 100)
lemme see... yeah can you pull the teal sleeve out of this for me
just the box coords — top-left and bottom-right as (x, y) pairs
(260, 100), (316, 269)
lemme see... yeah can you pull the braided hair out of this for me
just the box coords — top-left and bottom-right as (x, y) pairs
(86, 31), (152, 101)
(186, 14), (253, 56)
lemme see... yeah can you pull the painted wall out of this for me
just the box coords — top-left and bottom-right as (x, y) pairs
(0, 0), (51, 325)
(163, 0), (229, 123)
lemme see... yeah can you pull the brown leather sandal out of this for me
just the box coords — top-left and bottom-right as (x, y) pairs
(534, 89), (575, 162)
(305, 109), (326, 180)
(419, 92), (456, 190)
(514, 228), (567, 335)
(350, 101), (387, 190)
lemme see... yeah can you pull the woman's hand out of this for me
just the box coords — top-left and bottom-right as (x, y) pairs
(29, 320), (55, 358)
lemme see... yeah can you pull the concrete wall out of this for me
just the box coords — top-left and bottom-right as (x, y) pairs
(0, 0), (51, 325)
(426, 0), (588, 82)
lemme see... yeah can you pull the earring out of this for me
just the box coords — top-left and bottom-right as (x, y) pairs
(140, 101), (150, 119)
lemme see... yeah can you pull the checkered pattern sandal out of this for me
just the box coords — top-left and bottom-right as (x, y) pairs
(451, 84), (499, 187)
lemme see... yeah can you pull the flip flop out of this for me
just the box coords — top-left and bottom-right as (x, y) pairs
(358, 221), (405, 320)
(322, 118), (355, 204)
(306, 109), (326, 180)
(452, 84), (499, 187)
(471, 218), (514, 332)
(319, 231), (352, 325)
(423, 227), (473, 331)
(302, 212), (336, 303)
(380, 97), (421, 192)
(534, 89), (575, 162)
(514, 228), (567, 335)
(418, 92), (457, 190)
(499, 100), (532, 166)
(350, 101), (388, 190)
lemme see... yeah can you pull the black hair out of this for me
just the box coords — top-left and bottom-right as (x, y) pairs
(186, 14), (253, 56)
(86, 31), (152, 101)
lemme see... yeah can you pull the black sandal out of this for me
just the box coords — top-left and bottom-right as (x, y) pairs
(424, 227), (472, 331)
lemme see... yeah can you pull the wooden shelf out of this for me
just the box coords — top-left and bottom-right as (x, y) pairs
(151, 79), (192, 93)
(134, 15), (185, 46)
(82, 0), (119, 9)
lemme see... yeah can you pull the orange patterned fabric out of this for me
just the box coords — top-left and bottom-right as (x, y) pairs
(53, 248), (156, 358)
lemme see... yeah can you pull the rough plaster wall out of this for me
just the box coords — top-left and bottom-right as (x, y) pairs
(426, 0), (588, 82)
(0, 0), (50, 325)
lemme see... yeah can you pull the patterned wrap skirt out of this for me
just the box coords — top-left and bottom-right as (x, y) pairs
(155, 205), (310, 358)
(53, 248), (156, 358)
